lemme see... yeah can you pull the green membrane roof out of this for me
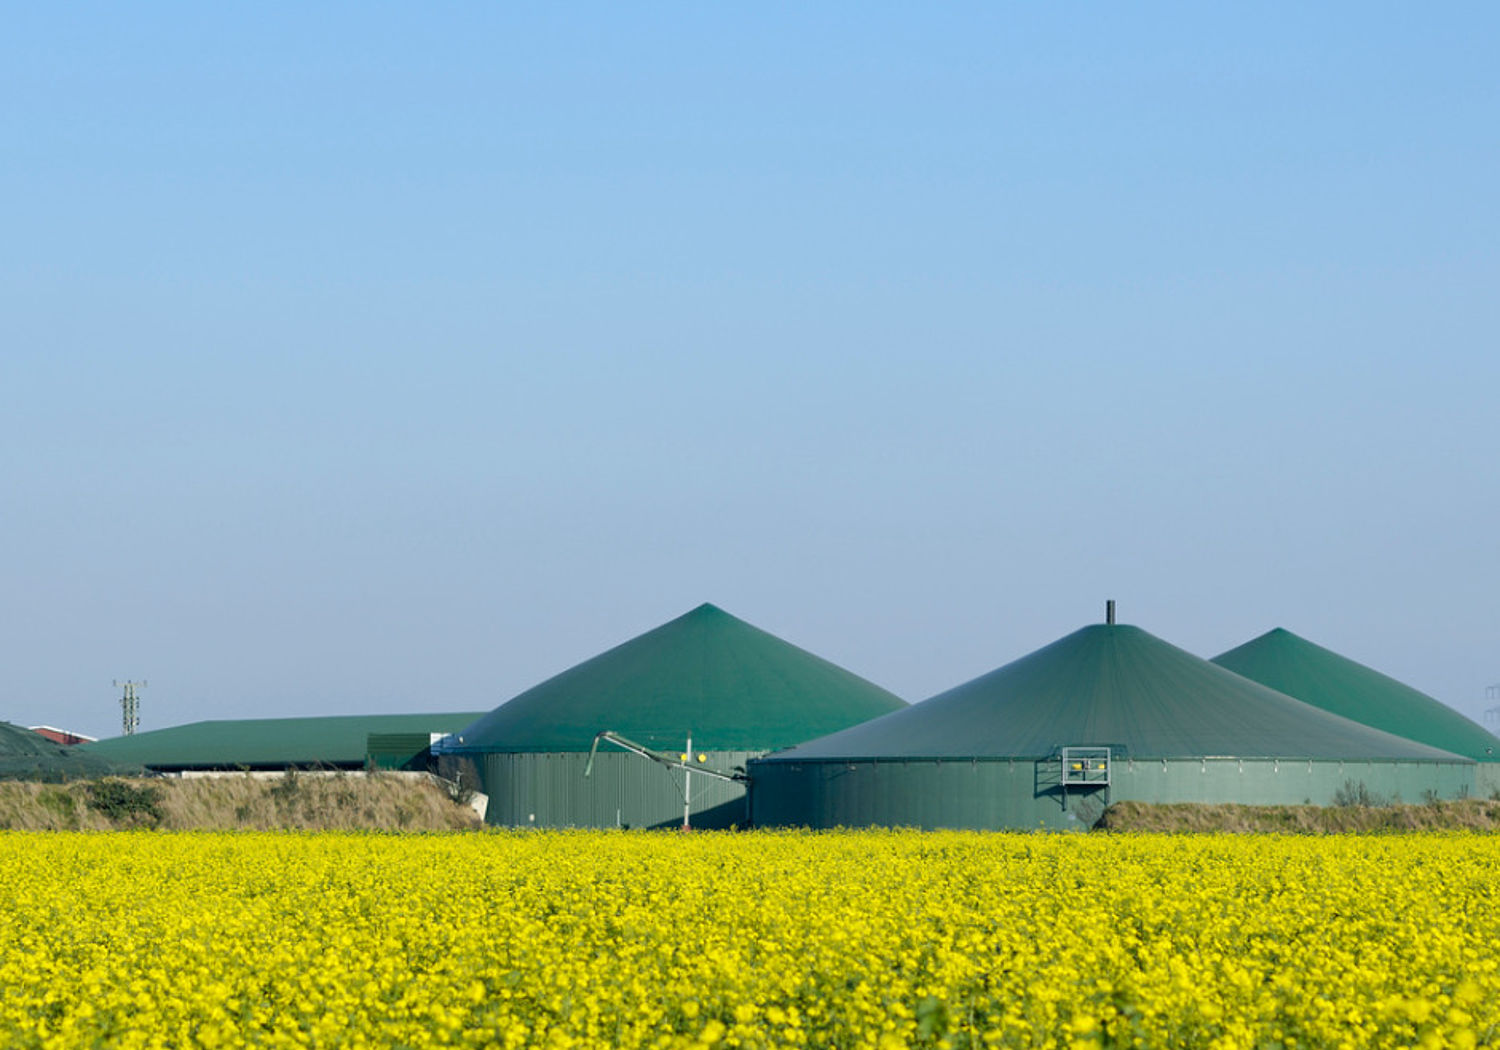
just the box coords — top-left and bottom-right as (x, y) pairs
(452, 603), (906, 752)
(1212, 628), (1500, 762)
(760, 624), (1469, 763)
(0, 721), (124, 780)
(82, 712), (484, 770)
(1, 721), (67, 757)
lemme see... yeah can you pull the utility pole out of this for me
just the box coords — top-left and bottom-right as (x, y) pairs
(114, 680), (146, 736)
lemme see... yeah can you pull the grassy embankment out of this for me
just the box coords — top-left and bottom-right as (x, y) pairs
(0, 772), (481, 831)
(7, 775), (1500, 832)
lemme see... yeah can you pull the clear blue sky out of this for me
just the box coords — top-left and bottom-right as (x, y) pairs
(5, 5), (1498, 739)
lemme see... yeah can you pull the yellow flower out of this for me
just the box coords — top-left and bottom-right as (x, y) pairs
(1, 829), (1498, 1049)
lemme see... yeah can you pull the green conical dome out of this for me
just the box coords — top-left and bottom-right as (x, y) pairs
(0, 721), (123, 780)
(454, 603), (906, 752)
(0, 722), (64, 758)
(763, 624), (1466, 762)
(1212, 628), (1500, 762)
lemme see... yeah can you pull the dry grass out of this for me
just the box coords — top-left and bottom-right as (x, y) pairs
(1097, 798), (1500, 834)
(0, 772), (482, 831)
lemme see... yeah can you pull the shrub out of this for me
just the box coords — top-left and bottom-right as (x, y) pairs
(269, 770), (302, 810)
(84, 779), (164, 827)
(1332, 780), (1385, 808)
(38, 788), (77, 818)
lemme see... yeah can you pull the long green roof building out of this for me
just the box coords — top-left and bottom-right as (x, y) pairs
(83, 712), (484, 772)
(750, 618), (1473, 830)
(1212, 627), (1500, 795)
(445, 603), (906, 828)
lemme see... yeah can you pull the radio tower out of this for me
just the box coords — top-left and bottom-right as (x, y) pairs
(1485, 684), (1500, 729)
(115, 680), (146, 736)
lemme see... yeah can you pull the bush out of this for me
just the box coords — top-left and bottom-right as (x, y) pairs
(38, 788), (77, 818)
(269, 770), (301, 808)
(436, 756), (481, 808)
(1332, 780), (1387, 808)
(85, 779), (164, 827)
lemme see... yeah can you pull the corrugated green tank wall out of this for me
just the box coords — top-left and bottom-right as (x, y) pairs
(748, 757), (1479, 831)
(479, 750), (759, 829)
(1478, 764), (1500, 801)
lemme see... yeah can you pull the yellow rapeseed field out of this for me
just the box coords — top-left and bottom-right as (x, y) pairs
(1, 831), (1496, 1049)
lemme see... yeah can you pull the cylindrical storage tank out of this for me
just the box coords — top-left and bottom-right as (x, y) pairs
(446, 604), (906, 828)
(750, 621), (1475, 830)
(470, 748), (765, 829)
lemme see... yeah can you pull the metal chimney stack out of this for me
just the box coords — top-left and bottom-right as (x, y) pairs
(1106, 600), (1116, 625)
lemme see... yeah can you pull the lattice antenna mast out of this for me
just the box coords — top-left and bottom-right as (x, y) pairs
(114, 680), (146, 736)
(1485, 684), (1500, 729)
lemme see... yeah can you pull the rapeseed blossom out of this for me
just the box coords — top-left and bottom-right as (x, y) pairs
(0, 831), (1496, 1048)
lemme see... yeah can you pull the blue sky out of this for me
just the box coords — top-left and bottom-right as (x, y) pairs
(5, 5), (1498, 738)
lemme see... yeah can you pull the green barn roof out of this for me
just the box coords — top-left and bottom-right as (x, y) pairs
(759, 623), (1468, 763)
(82, 712), (484, 770)
(1212, 628), (1500, 762)
(451, 603), (906, 753)
(0, 721), (124, 780)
